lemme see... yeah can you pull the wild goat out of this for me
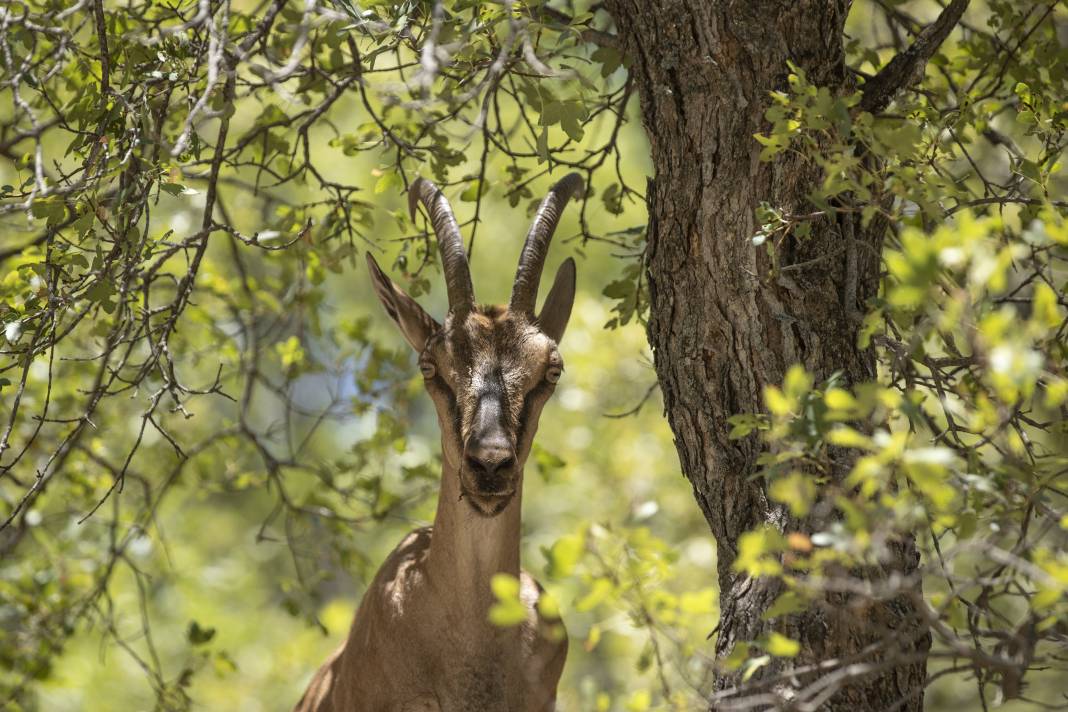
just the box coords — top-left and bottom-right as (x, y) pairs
(294, 174), (583, 712)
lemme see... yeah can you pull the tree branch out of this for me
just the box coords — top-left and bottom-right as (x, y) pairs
(536, 6), (620, 50)
(860, 0), (970, 114)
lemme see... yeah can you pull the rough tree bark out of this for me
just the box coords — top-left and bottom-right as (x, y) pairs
(603, 2), (967, 709)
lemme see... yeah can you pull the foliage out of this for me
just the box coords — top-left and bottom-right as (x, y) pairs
(0, 0), (665, 709)
(0, 0), (1067, 711)
(728, 2), (1068, 707)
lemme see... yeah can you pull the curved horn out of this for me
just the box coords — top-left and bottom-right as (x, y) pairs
(408, 178), (474, 313)
(509, 172), (583, 316)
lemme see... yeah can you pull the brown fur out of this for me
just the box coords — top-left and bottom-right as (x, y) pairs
(294, 256), (576, 712)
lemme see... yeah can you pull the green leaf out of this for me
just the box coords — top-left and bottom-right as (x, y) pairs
(722, 642), (750, 670)
(536, 127), (549, 164)
(561, 115), (585, 142)
(544, 532), (584, 579)
(826, 427), (875, 450)
(460, 178), (485, 202)
(733, 527), (784, 577)
(575, 577), (613, 613)
(252, 103), (289, 127)
(536, 590), (561, 620)
(488, 573), (527, 627)
(591, 46), (622, 77)
(532, 443), (566, 481)
(763, 591), (807, 620)
(187, 621), (216, 646)
(625, 690), (651, 712)
(768, 472), (817, 517)
(374, 171), (402, 195)
(766, 632), (800, 657)
(728, 413), (769, 439)
(783, 365), (813, 400)
(741, 654), (772, 681)
(764, 386), (793, 416)
(31, 196), (66, 226)
(1032, 282), (1060, 329)
(824, 388), (856, 412)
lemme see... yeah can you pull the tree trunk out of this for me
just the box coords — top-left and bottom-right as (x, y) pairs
(605, 2), (930, 709)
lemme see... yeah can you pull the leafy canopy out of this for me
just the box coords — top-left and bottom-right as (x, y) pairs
(1, 0), (1067, 710)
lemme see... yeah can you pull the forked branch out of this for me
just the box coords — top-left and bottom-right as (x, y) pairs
(860, 0), (970, 114)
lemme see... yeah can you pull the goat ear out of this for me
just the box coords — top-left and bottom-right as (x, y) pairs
(536, 258), (576, 343)
(366, 253), (440, 352)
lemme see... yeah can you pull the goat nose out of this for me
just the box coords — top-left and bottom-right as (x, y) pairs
(465, 442), (516, 483)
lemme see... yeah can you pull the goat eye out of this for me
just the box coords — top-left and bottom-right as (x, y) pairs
(545, 365), (563, 384)
(420, 361), (436, 379)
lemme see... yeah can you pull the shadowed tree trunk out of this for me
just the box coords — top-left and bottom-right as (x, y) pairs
(602, 2), (968, 709)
